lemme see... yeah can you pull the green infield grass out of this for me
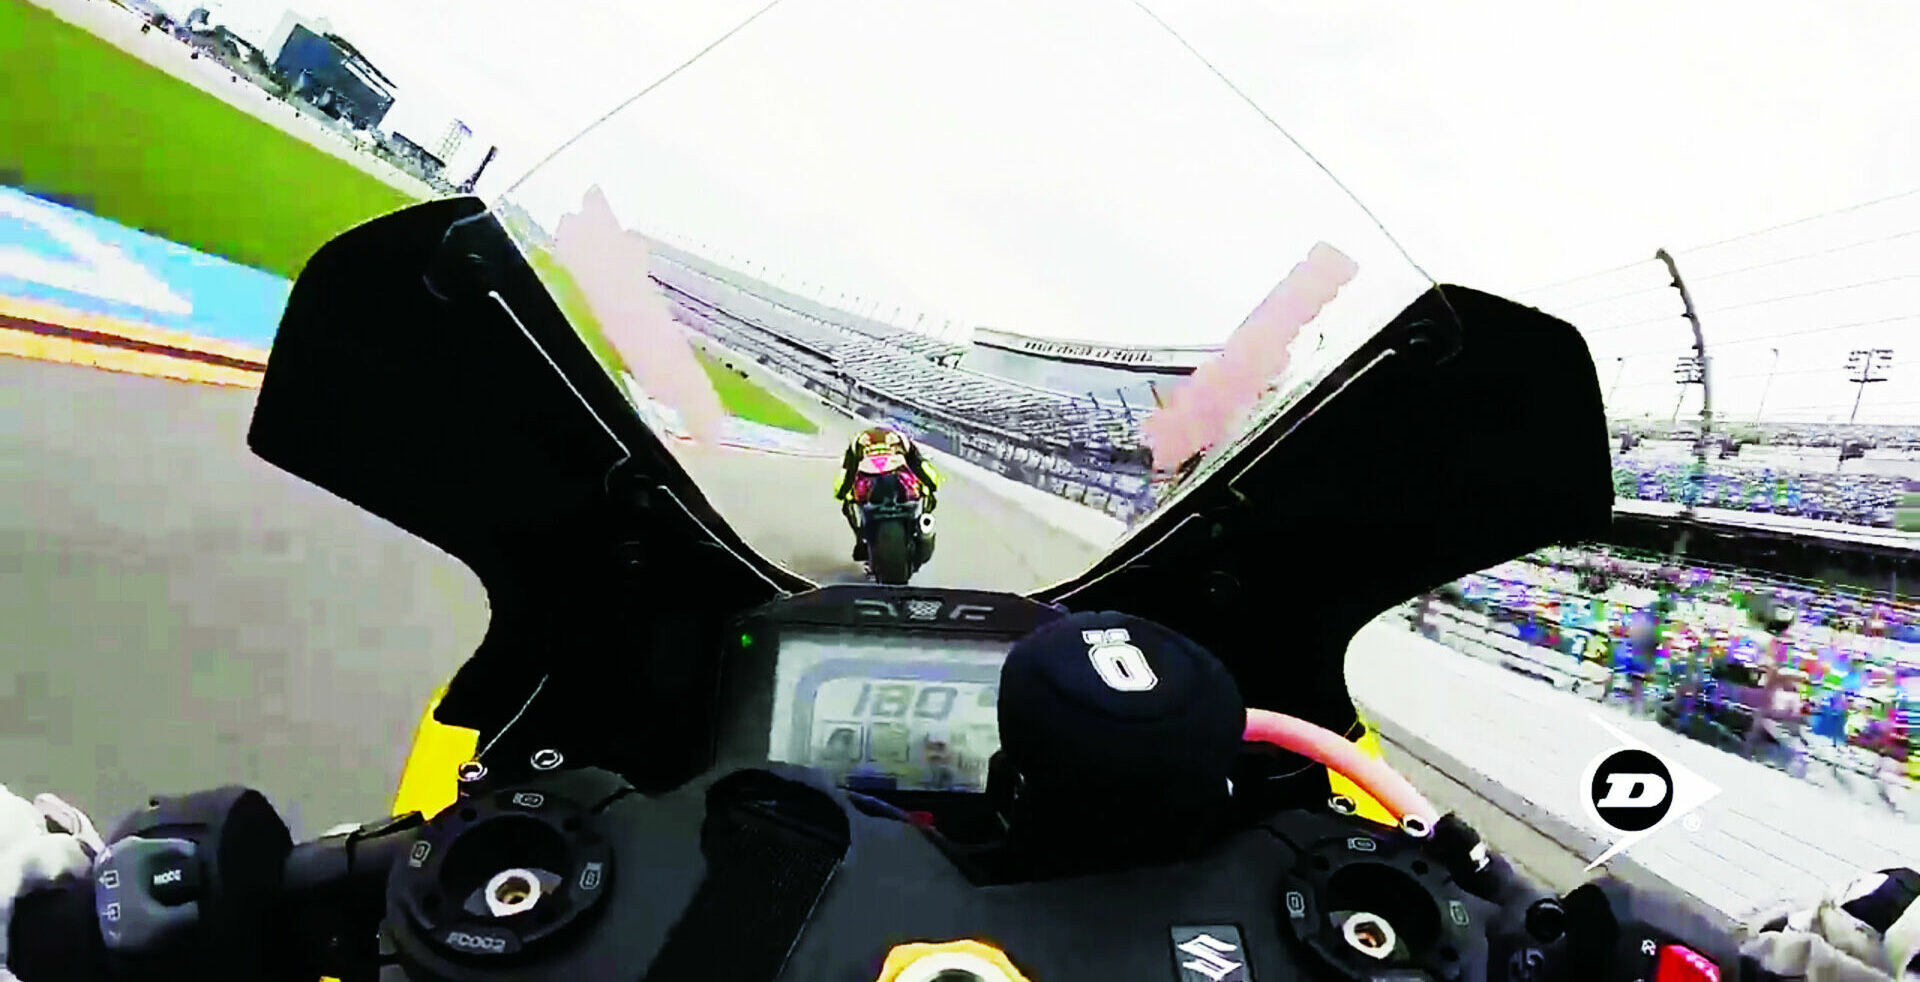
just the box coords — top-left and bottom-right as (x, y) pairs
(3, 0), (420, 278)
(525, 248), (817, 438)
(524, 246), (632, 382)
(692, 348), (819, 434)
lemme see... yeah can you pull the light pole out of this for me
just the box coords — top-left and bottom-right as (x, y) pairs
(1754, 347), (1780, 422)
(1844, 348), (1893, 423)
(1650, 248), (1721, 538)
(1607, 356), (1626, 409)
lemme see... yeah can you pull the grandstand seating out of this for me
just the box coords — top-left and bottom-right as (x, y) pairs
(648, 252), (1146, 460)
(1620, 421), (1920, 451)
(1611, 456), (1908, 528)
(1437, 549), (1917, 775)
(647, 248), (1917, 531)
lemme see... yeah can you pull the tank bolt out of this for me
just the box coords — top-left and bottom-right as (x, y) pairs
(456, 760), (488, 783)
(1328, 795), (1358, 816)
(530, 748), (564, 771)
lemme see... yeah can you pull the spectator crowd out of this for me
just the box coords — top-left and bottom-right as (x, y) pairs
(1611, 457), (1910, 528)
(1421, 546), (1917, 797)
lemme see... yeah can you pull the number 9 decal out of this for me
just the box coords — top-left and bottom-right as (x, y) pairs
(1083, 628), (1158, 692)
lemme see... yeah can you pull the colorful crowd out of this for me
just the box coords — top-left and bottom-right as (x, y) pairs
(1441, 547), (1916, 785)
(1611, 458), (1909, 528)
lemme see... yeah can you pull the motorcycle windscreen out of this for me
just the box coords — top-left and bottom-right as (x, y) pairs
(485, 1), (1450, 594)
(249, 1), (1616, 783)
(473, 0), (1611, 741)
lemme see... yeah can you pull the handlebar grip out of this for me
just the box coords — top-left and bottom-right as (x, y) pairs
(1555, 877), (1744, 982)
(8, 874), (109, 982)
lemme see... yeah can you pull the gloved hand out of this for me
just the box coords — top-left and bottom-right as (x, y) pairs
(1742, 868), (1919, 982)
(0, 785), (101, 982)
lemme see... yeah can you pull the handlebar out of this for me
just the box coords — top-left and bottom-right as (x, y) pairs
(9, 787), (421, 982)
(8, 768), (1760, 982)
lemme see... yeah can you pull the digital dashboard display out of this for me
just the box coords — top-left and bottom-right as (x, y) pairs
(767, 629), (1010, 792)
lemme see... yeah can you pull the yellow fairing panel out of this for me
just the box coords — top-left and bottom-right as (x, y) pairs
(391, 684), (479, 819)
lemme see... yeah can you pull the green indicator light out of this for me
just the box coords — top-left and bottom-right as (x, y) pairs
(739, 633), (754, 649)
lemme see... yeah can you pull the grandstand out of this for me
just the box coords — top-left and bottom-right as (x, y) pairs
(646, 246), (1154, 470)
(1425, 545), (1917, 781)
(1617, 419), (1920, 452)
(965, 327), (1213, 411)
(649, 242), (967, 362)
(1612, 455), (1910, 529)
(636, 239), (1920, 536)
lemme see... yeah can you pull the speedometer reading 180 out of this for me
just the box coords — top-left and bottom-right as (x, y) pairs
(810, 679), (999, 792)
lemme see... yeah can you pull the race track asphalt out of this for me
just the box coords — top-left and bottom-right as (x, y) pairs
(5, 357), (485, 836)
(3, 355), (1105, 836)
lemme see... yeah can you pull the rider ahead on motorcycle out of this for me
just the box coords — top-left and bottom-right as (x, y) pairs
(833, 425), (939, 561)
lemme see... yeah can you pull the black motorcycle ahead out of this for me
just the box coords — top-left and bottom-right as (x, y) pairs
(853, 457), (936, 585)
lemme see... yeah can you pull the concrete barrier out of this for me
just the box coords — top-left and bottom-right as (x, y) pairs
(1349, 616), (1919, 928)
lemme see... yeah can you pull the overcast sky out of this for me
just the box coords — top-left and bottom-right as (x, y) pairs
(181, 0), (1917, 422)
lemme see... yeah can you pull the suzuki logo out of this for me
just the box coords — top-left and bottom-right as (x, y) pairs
(1176, 934), (1245, 982)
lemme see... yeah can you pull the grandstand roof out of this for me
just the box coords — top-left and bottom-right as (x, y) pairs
(972, 327), (1218, 373)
